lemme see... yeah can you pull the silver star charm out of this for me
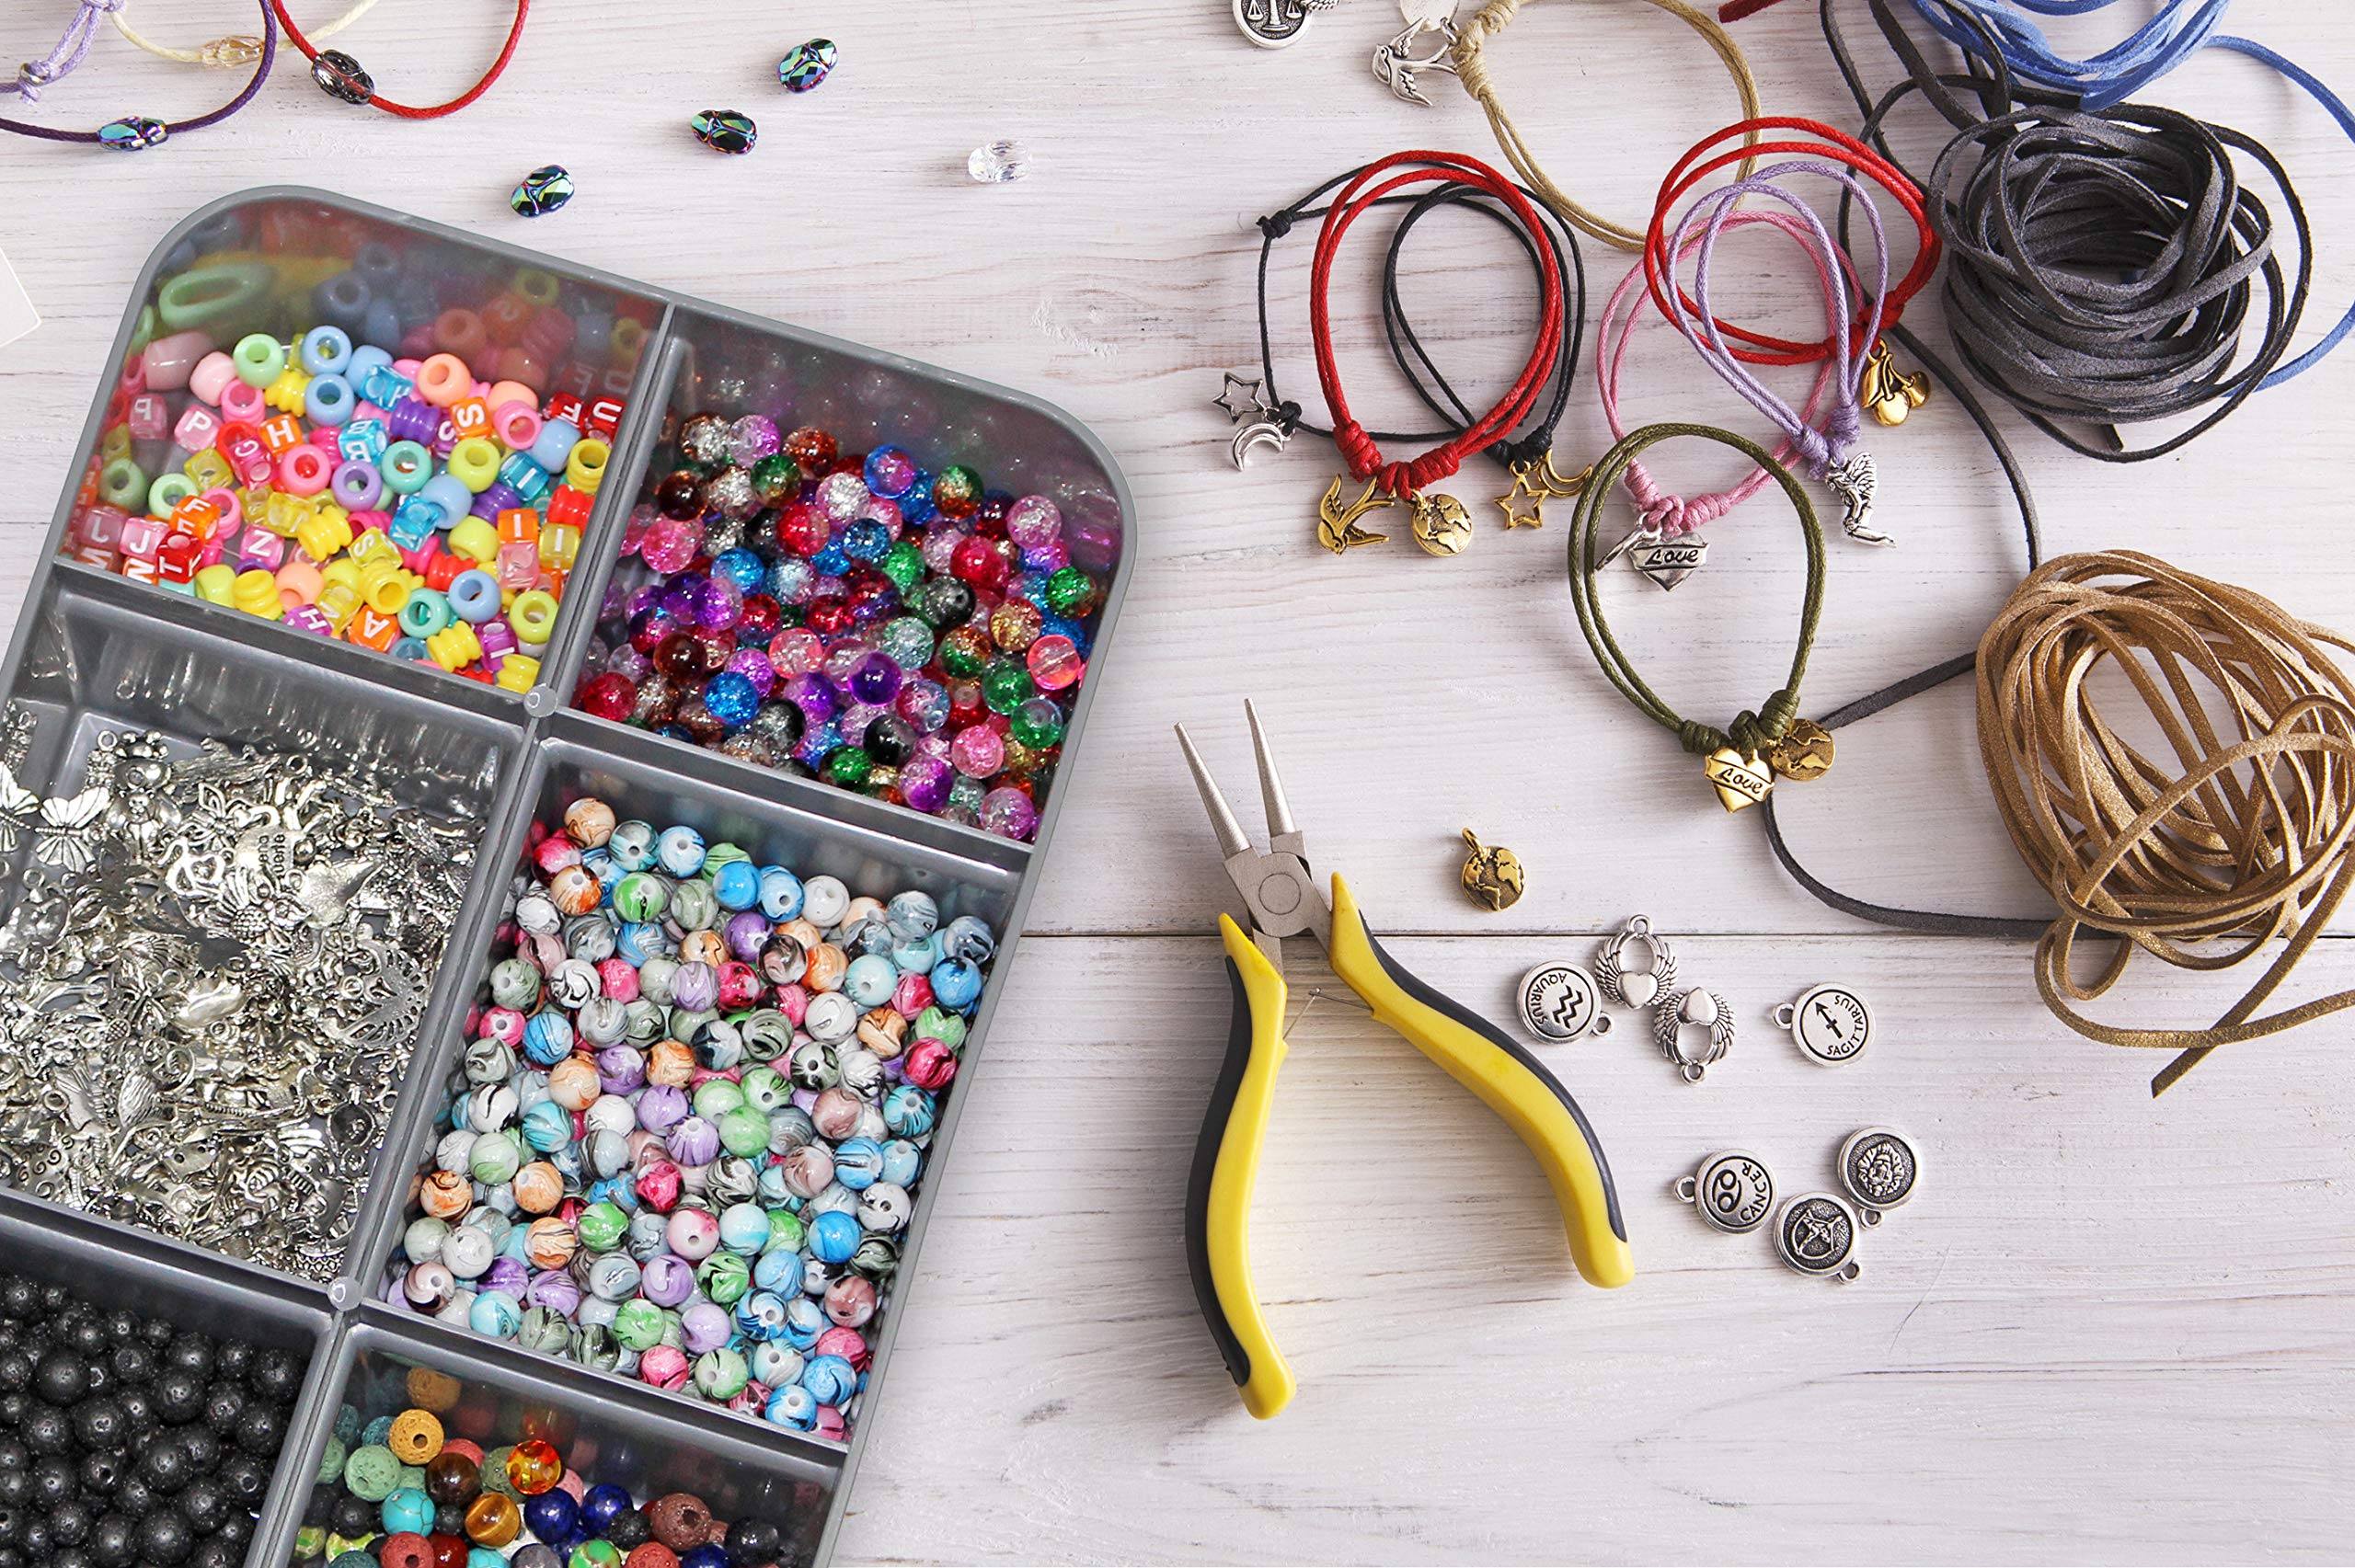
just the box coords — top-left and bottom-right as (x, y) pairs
(1213, 371), (1275, 424)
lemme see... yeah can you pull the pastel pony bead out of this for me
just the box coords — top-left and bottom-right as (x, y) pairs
(415, 352), (475, 407)
(509, 589), (559, 648)
(447, 569), (502, 623)
(381, 441), (435, 495)
(304, 373), (357, 427)
(300, 325), (355, 376)
(527, 418), (580, 474)
(188, 350), (238, 406)
(278, 444), (334, 498)
(448, 515), (500, 567)
(493, 400), (543, 451)
(219, 378), (267, 424)
(232, 333), (288, 388)
(231, 568), (285, 620)
(332, 460), (385, 511)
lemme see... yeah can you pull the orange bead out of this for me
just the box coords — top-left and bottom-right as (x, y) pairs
(388, 1408), (445, 1464)
(348, 606), (400, 650)
(496, 507), (541, 545)
(464, 1492), (522, 1548)
(450, 395), (493, 442)
(406, 1367), (465, 1414)
(258, 413), (304, 454)
(504, 1437), (563, 1496)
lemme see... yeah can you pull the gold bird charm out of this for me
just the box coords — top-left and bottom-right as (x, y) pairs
(1316, 474), (1395, 553)
(1861, 339), (1930, 427)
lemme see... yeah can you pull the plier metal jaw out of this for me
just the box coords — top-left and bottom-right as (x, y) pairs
(1174, 703), (1634, 1423)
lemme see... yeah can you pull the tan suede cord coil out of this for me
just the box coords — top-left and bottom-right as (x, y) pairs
(1449, 0), (1763, 251)
(1976, 552), (2355, 1095)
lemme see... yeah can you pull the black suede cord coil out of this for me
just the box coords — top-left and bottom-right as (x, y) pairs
(1818, 0), (2313, 463)
(1254, 163), (1585, 470)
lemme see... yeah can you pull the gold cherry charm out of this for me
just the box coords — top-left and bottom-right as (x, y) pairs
(1459, 830), (1524, 910)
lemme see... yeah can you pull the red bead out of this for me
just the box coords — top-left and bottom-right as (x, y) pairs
(585, 396), (626, 440)
(652, 632), (716, 682)
(737, 594), (782, 643)
(543, 392), (587, 426)
(656, 470), (703, 520)
(951, 536), (1010, 590)
(156, 532), (202, 585)
(425, 550), (466, 591)
(803, 597), (853, 637)
(777, 500), (829, 556)
(576, 671), (638, 722)
(546, 484), (594, 532)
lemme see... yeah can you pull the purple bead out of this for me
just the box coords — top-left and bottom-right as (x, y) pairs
(387, 396), (441, 445)
(688, 578), (742, 630)
(637, 1083), (690, 1134)
(850, 652), (902, 706)
(597, 1044), (647, 1094)
(667, 1115), (721, 1166)
(900, 754), (953, 813)
(474, 481), (524, 520)
(725, 910), (771, 961)
(723, 647), (775, 697)
(483, 1257), (530, 1297)
(625, 584), (665, 619)
(670, 961), (719, 1013)
(526, 1270), (583, 1316)
(682, 1300), (733, 1354)
(641, 1252), (697, 1308)
(783, 672), (837, 719)
(332, 460), (383, 510)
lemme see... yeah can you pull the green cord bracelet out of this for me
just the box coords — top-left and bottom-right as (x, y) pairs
(1568, 421), (1832, 811)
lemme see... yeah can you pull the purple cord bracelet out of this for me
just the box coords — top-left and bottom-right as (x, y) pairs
(0, 0), (275, 147)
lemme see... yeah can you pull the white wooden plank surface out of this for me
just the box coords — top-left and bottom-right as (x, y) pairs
(2, 2), (2352, 1561)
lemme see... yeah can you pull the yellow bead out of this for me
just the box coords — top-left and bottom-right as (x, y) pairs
(494, 654), (541, 693)
(264, 365), (312, 415)
(295, 509), (354, 564)
(360, 563), (419, 616)
(508, 589), (559, 647)
(317, 582), (362, 631)
(565, 439), (611, 496)
(346, 529), (396, 567)
(259, 491), (311, 539)
(182, 449), (233, 491)
(231, 568), (285, 620)
(192, 564), (237, 606)
(426, 623), (484, 672)
(99, 426), (133, 464)
(322, 556), (362, 591)
(447, 515), (500, 567)
(540, 522), (580, 572)
(447, 436), (502, 493)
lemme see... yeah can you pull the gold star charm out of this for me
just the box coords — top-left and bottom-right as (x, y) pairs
(1498, 463), (1550, 528)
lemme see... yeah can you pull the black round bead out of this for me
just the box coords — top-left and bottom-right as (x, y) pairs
(331, 1490), (375, 1536)
(49, 1498), (91, 1548)
(606, 1508), (653, 1550)
(434, 1500), (467, 1536)
(0, 1278), (36, 1317)
(15, 1516), (49, 1558)
(213, 1340), (251, 1380)
(112, 1475), (155, 1518)
(215, 1507), (252, 1547)
(232, 1402), (283, 1457)
(86, 1514), (134, 1568)
(179, 1477), (229, 1533)
(138, 1436), (191, 1493)
(139, 1319), (173, 1350)
(151, 1367), (205, 1424)
(0, 1350), (32, 1393)
(249, 1348), (302, 1401)
(201, 1380), (245, 1435)
(29, 1346), (85, 1402)
(303, 1482), (337, 1527)
(103, 1312), (136, 1345)
(0, 1502), (18, 1547)
(134, 1507), (193, 1565)
(188, 1539), (238, 1568)
(0, 1392), (26, 1427)
(161, 1335), (214, 1381)
(177, 1425), (222, 1477)
(21, 1402), (73, 1457)
(72, 1397), (127, 1452)
(63, 1315), (107, 1359)
(0, 1472), (20, 1511)
(728, 1517), (786, 1564)
(216, 1449), (269, 1504)
(106, 1344), (152, 1388)
(77, 1451), (125, 1497)
(54, 1551), (94, 1568)
(29, 1456), (75, 1508)
(113, 1387), (155, 1432)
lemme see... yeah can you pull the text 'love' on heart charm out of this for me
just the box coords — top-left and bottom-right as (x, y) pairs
(1703, 748), (1774, 812)
(1632, 534), (1707, 591)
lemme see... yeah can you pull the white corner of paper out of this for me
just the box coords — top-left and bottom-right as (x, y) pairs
(0, 248), (39, 352)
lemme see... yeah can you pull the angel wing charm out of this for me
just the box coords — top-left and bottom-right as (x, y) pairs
(1824, 452), (1890, 546)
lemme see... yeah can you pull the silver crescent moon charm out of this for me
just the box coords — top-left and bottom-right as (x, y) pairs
(1230, 418), (1292, 471)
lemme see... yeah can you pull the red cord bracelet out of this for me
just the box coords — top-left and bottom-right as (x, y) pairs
(1311, 151), (1564, 530)
(273, 0), (529, 120)
(1644, 117), (1940, 367)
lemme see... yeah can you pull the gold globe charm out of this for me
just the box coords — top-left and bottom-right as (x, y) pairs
(1408, 491), (1473, 556)
(1459, 830), (1524, 911)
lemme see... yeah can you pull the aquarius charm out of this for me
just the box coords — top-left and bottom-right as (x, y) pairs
(1316, 475), (1394, 553)
(1861, 340), (1930, 427)
(1825, 452), (1890, 545)
(1765, 716), (1836, 781)
(1702, 747), (1774, 811)
(1408, 492), (1473, 555)
(1458, 830), (1523, 911)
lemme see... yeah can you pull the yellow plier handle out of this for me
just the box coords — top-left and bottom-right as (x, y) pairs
(1324, 875), (1634, 1290)
(1184, 914), (1298, 1420)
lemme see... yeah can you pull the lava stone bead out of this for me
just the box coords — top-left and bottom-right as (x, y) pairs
(727, 1517), (785, 1564)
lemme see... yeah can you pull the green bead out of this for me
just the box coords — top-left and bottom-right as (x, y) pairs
(468, 1129), (522, 1185)
(824, 746), (872, 787)
(933, 464), (983, 512)
(752, 452), (800, 504)
(130, 303), (157, 355)
(613, 1299), (666, 1351)
(740, 1065), (788, 1111)
(693, 1078), (746, 1119)
(879, 541), (925, 589)
(156, 261), (273, 331)
(479, 1445), (522, 1500)
(705, 841), (752, 874)
(916, 1006), (968, 1049)
(718, 1104), (770, 1158)
(294, 1525), (327, 1558)
(613, 871), (670, 922)
(1044, 566), (1097, 615)
(98, 458), (149, 511)
(577, 1199), (627, 1251)
(571, 1543), (626, 1568)
(936, 626), (988, 679)
(765, 1210), (807, 1253)
(316, 1434), (349, 1484)
(342, 1443), (403, 1502)
(981, 658), (1035, 715)
(1009, 696), (1065, 750)
(697, 1250), (752, 1306)
(693, 1345), (750, 1400)
(232, 332), (289, 389)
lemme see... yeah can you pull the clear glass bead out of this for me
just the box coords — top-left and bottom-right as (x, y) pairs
(966, 140), (1034, 184)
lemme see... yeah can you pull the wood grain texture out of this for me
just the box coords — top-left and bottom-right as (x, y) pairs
(1, 2), (2351, 1561)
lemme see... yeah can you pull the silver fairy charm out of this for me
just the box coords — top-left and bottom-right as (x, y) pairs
(1824, 452), (1890, 545)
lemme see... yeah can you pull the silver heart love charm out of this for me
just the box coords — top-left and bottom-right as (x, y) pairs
(1631, 533), (1708, 590)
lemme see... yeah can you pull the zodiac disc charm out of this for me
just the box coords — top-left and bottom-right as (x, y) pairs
(1775, 1192), (1863, 1280)
(1766, 716), (1836, 782)
(1775, 983), (1873, 1067)
(1458, 830), (1523, 910)
(1235, 0), (1321, 48)
(1674, 1149), (1774, 1234)
(1517, 962), (1610, 1042)
(1837, 1127), (1919, 1223)
(1593, 915), (1675, 1009)
(1653, 988), (1733, 1082)
(1409, 492), (1474, 555)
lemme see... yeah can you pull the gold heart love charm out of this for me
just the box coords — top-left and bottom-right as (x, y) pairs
(1703, 748), (1774, 812)
(1766, 717), (1836, 782)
